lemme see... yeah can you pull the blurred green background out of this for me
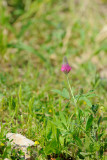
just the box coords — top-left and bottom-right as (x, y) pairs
(0, 1), (107, 159)
(0, 0), (107, 119)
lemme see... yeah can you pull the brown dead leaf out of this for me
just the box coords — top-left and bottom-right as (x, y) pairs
(100, 67), (107, 78)
(96, 25), (107, 42)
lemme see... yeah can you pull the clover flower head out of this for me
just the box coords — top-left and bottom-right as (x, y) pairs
(61, 56), (71, 74)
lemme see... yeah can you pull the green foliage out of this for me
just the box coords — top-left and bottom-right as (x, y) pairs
(7, 42), (49, 65)
(0, 0), (106, 159)
(86, 114), (93, 131)
(0, 134), (24, 159)
(52, 88), (70, 99)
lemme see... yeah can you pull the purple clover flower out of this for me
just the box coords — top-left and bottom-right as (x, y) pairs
(61, 56), (72, 74)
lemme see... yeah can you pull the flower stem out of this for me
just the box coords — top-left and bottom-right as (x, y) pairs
(67, 75), (76, 106)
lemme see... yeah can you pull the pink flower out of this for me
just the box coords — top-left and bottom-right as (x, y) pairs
(61, 56), (72, 74)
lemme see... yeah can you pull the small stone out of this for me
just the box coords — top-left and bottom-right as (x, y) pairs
(6, 133), (34, 147)
(6, 133), (35, 159)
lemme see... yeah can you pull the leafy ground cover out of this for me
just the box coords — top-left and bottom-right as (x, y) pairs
(0, 0), (107, 159)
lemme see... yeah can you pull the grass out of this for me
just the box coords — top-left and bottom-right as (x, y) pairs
(0, 0), (107, 159)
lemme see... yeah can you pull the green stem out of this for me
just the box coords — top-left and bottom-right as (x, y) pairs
(67, 75), (76, 106)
